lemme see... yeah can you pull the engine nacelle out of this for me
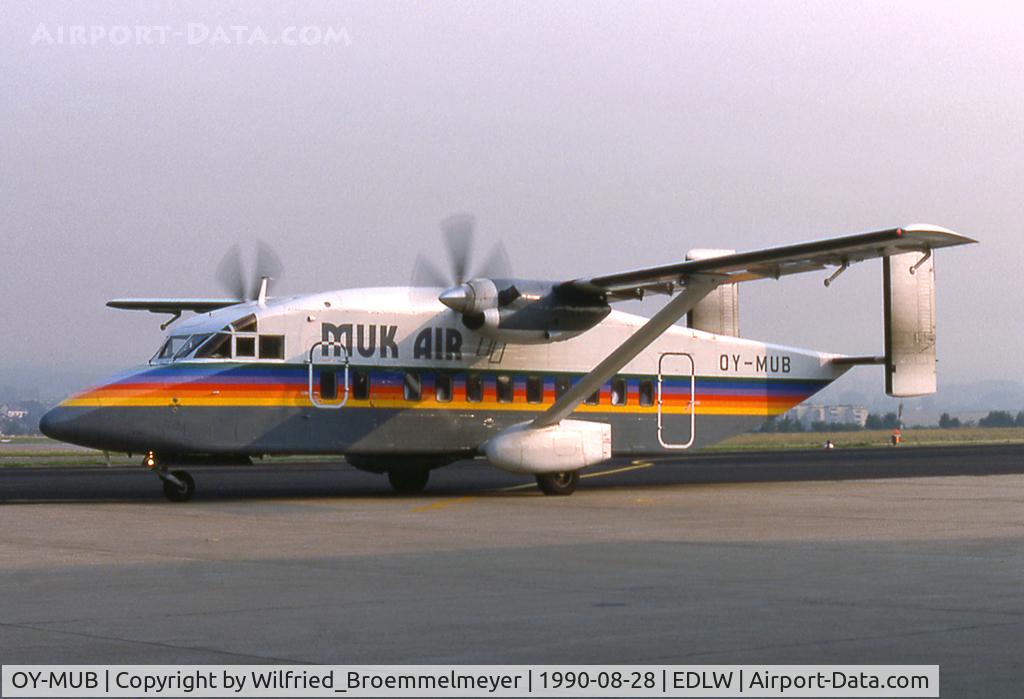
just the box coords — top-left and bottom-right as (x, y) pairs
(465, 306), (604, 344)
(484, 420), (612, 474)
(442, 278), (610, 344)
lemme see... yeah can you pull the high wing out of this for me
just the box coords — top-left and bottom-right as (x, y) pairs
(560, 224), (975, 301)
(532, 223), (975, 428)
(107, 298), (243, 314)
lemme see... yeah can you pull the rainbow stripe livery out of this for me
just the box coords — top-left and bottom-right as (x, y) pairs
(64, 362), (828, 417)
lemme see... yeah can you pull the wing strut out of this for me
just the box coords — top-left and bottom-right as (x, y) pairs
(531, 275), (723, 429)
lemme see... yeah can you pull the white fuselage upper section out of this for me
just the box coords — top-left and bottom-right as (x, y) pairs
(166, 286), (847, 384)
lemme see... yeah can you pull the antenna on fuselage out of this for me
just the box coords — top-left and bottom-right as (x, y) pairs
(257, 277), (269, 305)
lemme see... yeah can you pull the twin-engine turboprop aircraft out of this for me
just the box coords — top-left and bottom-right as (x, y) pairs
(40, 219), (974, 500)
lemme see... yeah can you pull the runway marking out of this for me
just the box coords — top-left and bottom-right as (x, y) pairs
(410, 496), (477, 513)
(581, 461), (654, 479)
(411, 460), (656, 512)
(496, 482), (541, 492)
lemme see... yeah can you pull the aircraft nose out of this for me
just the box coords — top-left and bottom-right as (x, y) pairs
(39, 406), (72, 442)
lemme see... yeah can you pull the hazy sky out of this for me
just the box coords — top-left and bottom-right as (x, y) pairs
(2, 1), (1022, 399)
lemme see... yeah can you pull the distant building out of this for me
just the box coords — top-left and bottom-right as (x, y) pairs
(1, 405), (28, 420)
(784, 404), (869, 428)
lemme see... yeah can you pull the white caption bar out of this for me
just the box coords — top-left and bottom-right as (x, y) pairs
(1, 665), (939, 698)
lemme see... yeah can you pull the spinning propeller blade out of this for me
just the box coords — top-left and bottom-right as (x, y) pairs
(216, 240), (284, 301)
(411, 214), (514, 289)
(216, 244), (247, 300)
(441, 213), (476, 285)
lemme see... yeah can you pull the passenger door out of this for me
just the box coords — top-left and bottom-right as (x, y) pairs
(657, 352), (696, 449)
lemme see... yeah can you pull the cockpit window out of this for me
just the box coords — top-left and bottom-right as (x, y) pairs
(172, 334), (211, 360)
(151, 317), (283, 364)
(231, 314), (257, 333)
(258, 334), (284, 360)
(195, 333), (231, 359)
(235, 336), (256, 358)
(156, 336), (191, 360)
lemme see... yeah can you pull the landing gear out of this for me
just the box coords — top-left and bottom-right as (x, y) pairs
(387, 467), (430, 494)
(144, 452), (196, 503)
(535, 470), (580, 496)
(161, 470), (195, 502)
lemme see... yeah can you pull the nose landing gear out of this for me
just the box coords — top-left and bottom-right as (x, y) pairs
(144, 452), (196, 502)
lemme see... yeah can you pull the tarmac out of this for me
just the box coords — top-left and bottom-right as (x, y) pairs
(1, 445), (1022, 697)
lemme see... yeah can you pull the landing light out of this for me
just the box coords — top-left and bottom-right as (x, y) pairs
(144, 451), (157, 469)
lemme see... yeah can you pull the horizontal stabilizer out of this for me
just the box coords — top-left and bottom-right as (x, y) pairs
(830, 355), (885, 366)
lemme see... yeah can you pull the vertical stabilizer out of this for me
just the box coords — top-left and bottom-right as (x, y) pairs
(884, 251), (936, 396)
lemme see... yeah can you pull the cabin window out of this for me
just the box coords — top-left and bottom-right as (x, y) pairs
(320, 369), (338, 400)
(259, 335), (284, 359)
(526, 376), (543, 404)
(639, 380), (654, 407)
(196, 333), (231, 359)
(435, 374), (453, 402)
(584, 389), (600, 406)
(466, 374), (483, 403)
(235, 336), (256, 358)
(352, 371), (369, 400)
(496, 375), (513, 403)
(611, 378), (627, 406)
(404, 373), (421, 401)
(231, 314), (257, 332)
(554, 376), (571, 399)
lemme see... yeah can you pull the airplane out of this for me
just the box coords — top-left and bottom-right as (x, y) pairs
(39, 218), (974, 501)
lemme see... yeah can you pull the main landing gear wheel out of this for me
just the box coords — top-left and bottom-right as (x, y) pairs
(387, 467), (430, 494)
(535, 470), (580, 496)
(161, 470), (195, 503)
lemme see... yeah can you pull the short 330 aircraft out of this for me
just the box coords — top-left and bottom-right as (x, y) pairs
(40, 218), (974, 500)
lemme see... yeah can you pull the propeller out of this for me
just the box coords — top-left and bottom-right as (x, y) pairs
(411, 214), (512, 288)
(216, 240), (284, 301)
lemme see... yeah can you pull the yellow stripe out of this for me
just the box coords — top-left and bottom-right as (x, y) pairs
(62, 395), (797, 416)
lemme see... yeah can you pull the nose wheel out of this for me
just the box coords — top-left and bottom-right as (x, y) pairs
(161, 470), (195, 502)
(144, 452), (196, 502)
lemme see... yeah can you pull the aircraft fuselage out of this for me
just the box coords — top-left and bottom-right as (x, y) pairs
(40, 286), (848, 463)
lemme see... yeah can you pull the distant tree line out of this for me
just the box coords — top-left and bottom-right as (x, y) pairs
(760, 410), (1024, 433)
(864, 412), (901, 430)
(759, 412), (901, 433)
(949, 410), (1024, 428)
